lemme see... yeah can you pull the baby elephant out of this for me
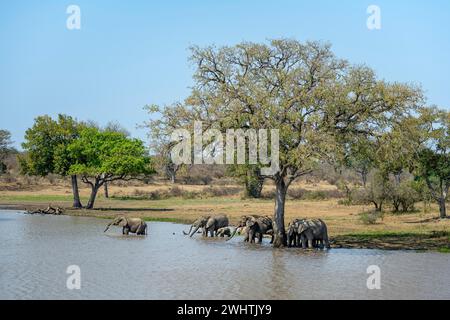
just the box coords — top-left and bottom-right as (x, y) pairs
(216, 226), (236, 237)
(104, 216), (147, 235)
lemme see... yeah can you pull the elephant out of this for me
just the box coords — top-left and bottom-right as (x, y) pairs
(216, 226), (236, 237)
(104, 216), (147, 235)
(287, 218), (303, 247)
(228, 215), (274, 243)
(297, 219), (330, 249)
(183, 215), (229, 237)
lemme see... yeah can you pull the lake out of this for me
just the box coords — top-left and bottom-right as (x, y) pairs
(0, 210), (449, 300)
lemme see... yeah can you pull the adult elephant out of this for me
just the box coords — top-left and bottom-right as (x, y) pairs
(228, 215), (273, 243)
(104, 216), (147, 235)
(183, 215), (229, 237)
(298, 219), (330, 249)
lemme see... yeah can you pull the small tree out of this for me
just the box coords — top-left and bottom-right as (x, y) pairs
(20, 115), (84, 208)
(416, 148), (449, 218)
(0, 129), (13, 174)
(67, 127), (154, 209)
(142, 104), (191, 183)
(400, 107), (449, 218)
(363, 171), (392, 212)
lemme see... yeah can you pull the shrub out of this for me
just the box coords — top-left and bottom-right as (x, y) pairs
(359, 210), (384, 225)
(260, 189), (276, 199)
(287, 188), (306, 200)
(203, 186), (241, 197)
(391, 180), (422, 213)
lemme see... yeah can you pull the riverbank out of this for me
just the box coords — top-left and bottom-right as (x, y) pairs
(1, 191), (449, 252)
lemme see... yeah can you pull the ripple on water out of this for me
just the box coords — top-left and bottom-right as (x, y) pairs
(1, 211), (450, 300)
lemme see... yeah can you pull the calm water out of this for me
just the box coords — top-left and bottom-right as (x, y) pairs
(0, 210), (449, 300)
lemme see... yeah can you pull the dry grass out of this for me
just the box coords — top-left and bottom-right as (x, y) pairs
(1, 181), (449, 239)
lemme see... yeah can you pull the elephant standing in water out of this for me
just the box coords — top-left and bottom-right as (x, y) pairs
(216, 226), (236, 237)
(183, 215), (229, 237)
(297, 219), (330, 249)
(104, 216), (147, 235)
(228, 215), (274, 243)
(287, 219), (303, 248)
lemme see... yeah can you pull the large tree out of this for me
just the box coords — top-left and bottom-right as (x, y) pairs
(20, 115), (84, 208)
(166, 39), (422, 247)
(66, 127), (154, 209)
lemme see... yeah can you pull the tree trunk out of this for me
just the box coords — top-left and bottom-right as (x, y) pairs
(86, 183), (100, 209)
(272, 178), (288, 248)
(71, 175), (83, 208)
(360, 170), (368, 188)
(438, 197), (447, 219)
(104, 182), (109, 198)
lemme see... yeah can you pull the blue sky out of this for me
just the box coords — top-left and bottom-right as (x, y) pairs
(1, 0), (449, 148)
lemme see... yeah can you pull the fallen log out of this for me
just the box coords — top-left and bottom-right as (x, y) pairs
(25, 206), (64, 215)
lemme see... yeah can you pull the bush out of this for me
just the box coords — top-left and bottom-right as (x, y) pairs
(391, 181), (422, 213)
(260, 189), (276, 199)
(202, 186), (241, 197)
(287, 188), (306, 200)
(359, 210), (384, 225)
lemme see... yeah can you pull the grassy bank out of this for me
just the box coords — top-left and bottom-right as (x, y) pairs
(1, 186), (449, 252)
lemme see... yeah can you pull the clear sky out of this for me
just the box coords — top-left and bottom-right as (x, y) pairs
(1, 0), (449, 148)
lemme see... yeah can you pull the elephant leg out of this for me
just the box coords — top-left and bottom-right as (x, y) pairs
(324, 237), (331, 249)
(123, 227), (130, 235)
(249, 231), (255, 243)
(301, 236), (307, 249)
(258, 233), (263, 244)
(319, 239), (324, 249)
(210, 229), (215, 237)
(308, 238), (313, 248)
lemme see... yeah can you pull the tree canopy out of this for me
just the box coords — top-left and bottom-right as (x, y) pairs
(149, 39), (424, 247)
(66, 127), (154, 209)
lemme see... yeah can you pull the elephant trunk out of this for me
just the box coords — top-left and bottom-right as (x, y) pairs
(183, 224), (194, 236)
(226, 227), (239, 241)
(104, 222), (112, 232)
(190, 225), (201, 237)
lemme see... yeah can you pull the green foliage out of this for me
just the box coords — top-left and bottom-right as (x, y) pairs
(20, 115), (81, 176)
(228, 165), (264, 198)
(67, 127), (153, 178)
(359, 210), (384, 225)
(391, 180), (422, 213)
(148, 39), (424, 247)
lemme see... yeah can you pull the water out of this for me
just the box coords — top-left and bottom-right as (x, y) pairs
(0, 210), (449, 300)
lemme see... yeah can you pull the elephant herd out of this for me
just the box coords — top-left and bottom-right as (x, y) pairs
(104, 214), (330, 249)
(181, 214), (330, 249)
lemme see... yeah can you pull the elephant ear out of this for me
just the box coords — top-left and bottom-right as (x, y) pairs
(117, 217), (128, 227)
(246, 219), (256, 227)
(298, 222), (308, 234)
